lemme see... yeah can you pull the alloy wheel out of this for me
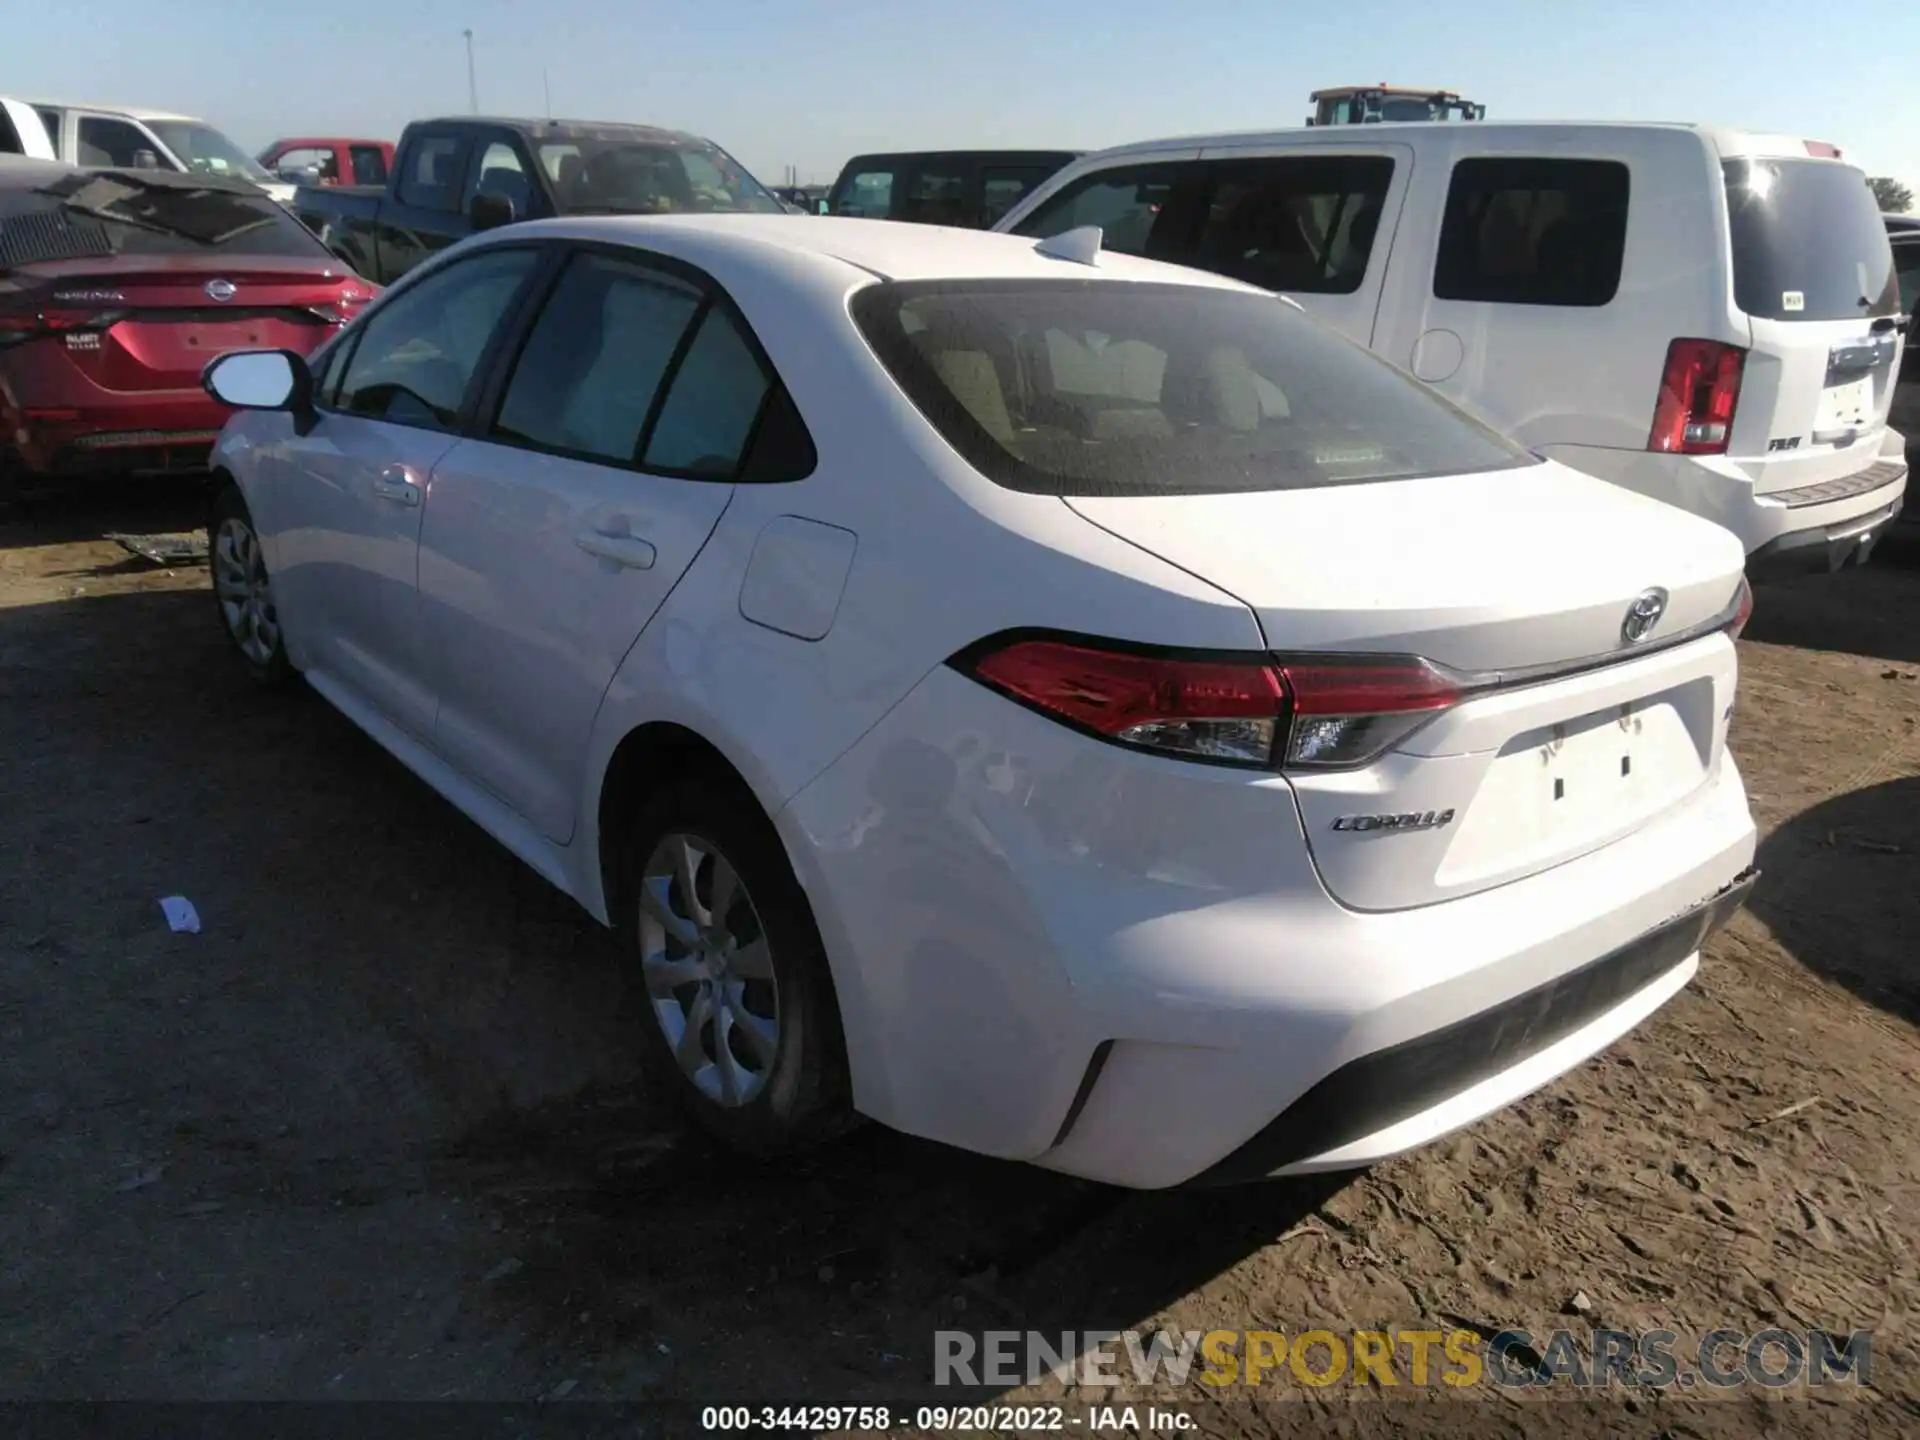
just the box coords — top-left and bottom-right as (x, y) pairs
(213, 516), (280, 668)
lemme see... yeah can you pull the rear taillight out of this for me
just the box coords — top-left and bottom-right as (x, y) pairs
(307, 285), (377, 327)
(955, 635), (1462, 770)
(1803, 139), (1843, 159)
(0, 308), (129, 349)
(1649, 338), (1745, 455)
(1729, 577), (1753, 640)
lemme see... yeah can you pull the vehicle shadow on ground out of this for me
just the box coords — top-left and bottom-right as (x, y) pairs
(1748, 774), (1920, 1028)
(1, 575), (1353, 1401)
(1745, 539), (1920, 668)
(0, 474), (210, 550)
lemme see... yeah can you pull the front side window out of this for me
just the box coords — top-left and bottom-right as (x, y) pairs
(852, 279), (1534, 497)
(77, 117), (158, 169)
(397, 135), (470, 213)
(1008, 163), (1185, 259)
(1723, 159), (1898, 322)
(469, 140), (534, 216)
(492, 252), (703, 463)
(1433, 157), (1630, 307)
(335, 246), (540, 429)
(1185, 154), (1395, 294)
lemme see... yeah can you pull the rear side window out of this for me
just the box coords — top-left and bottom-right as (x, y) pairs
(1009, 163), (1184, 259)
(1723, 159), (1899, 322)
(899, 162), (971, 226)
(1434, 158), (1630, 307)
(642, 307), (772, 475)
(1895, 239), (1920, 316)
(1184, 155), (1395, 295)
(832, 164), (896, 218)
(492, 252), (704, 463)
(350, 146), (388, 186)
(36, 109), (63, 153)
(0, 110), (22, 156)
(851, 279), (1533, 497)
(397, 134), (470, 212)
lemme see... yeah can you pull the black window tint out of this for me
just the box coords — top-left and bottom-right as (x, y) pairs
(1434, 157), (1630, 307)
(397, 134), (469, 212)
(738, 383), (817, 483)
(337, 246), (539, 430)
(350, 146), (388, 186)
(981, 166), (1053, 227)
(1723, 159), (1898, 322)
(35, 109), (62, 153)
(0, 110), (21, 155)
(851, 279), (1533, 498)
(1008, 164), (1184, 259)
(493, 253), (702, 463)
(1896, 240), (1920, 316)
(1185, 155), (1394, 295)
(642, 305), (772, 476)
(900, 162), (971, 226)
(831, 167), (895, 218)
(77, 117), (156, 168)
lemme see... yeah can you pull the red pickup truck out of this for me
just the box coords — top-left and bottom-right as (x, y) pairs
(258, 137), (395, 189)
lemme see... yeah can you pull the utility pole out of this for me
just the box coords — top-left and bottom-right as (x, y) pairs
(462, 29), (478, 114)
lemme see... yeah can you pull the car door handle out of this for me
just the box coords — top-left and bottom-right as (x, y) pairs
(576, 529), (657, 569)
(371, 466), (421, 506)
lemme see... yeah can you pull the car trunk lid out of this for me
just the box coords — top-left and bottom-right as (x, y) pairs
(1066, 464), (1748, 910)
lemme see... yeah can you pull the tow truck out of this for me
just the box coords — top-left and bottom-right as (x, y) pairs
(1306, 85), (1486, 126)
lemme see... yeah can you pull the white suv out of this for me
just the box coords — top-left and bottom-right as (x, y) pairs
(202, 216), (1757, 1189)
(997, 123), (1909, 578)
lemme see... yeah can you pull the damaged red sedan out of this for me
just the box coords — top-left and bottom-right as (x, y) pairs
(0, 157), (374, 485)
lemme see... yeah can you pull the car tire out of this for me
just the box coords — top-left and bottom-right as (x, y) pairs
(615, 771), (855, 1156)
(209, 482), (294, 686)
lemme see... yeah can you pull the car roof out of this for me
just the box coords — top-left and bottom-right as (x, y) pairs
(492, 213), (1269, 289)
(26, 101), (201, 123)
(414, 116), (711, 148)
(838, 149), (1082, 165)
(1070, 119), (1850, 166)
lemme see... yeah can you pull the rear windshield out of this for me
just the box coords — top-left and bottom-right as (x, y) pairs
(851, 279), (1534, 497)
(1723, 159), (1899, 322)
(0, 173), (331, 266)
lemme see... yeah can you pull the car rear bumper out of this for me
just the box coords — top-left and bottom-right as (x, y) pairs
(1542, 442), (1909, 563)
(780, 663), (1758, 1190)
(6, 393), (227, 477)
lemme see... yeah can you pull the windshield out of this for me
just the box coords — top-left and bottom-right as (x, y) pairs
(535, 135), (782, 216)
(851, 279), (1534, 497)
(1723, 159), (1899, 322)
(0, 172), (333, 264)
(147, 121), (276, 185)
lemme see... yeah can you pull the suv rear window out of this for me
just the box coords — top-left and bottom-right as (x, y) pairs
(851, 279), (1533, 497)
(1724, 159), (1899, 322)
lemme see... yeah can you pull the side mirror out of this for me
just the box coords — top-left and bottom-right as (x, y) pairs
(204, 349), (312, 418)
(470, 192), (515, 231)
(132, 148), (160, 170)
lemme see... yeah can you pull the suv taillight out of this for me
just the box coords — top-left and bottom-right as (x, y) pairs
(1649, 338), (1745, 455)
(954, 635), (1463, 770)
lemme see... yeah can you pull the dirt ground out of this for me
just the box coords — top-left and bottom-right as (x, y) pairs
(1, 480), (1917, 1434)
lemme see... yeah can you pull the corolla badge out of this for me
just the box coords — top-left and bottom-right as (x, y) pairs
(205, 278), (237, 303)
(1621, 587), (1669, 644)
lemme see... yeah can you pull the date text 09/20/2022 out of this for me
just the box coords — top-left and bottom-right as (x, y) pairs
(700, 1405), (1191, 1432)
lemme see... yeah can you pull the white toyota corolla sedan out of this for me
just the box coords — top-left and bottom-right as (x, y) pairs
(201, 214), (1759, 1189)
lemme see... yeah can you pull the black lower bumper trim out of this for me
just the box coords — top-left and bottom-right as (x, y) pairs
(1188, 868), (1759, 1188)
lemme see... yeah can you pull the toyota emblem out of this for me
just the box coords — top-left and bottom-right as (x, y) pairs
(205, 278), (237, 303)
(1621, 587), (1669, 644)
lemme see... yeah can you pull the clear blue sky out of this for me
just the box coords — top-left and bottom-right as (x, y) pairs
(8, 0), (1919, 195)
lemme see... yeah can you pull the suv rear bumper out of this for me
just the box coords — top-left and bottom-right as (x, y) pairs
(1746, 495), (1901, 578)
